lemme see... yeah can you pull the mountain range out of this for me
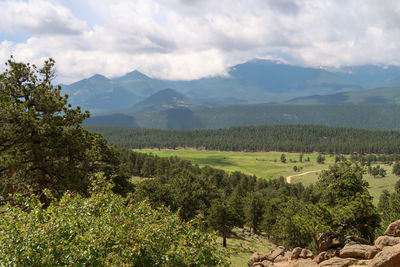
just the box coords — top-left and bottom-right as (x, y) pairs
(61, 58), (400, 130)
(62, 59), (400, 113)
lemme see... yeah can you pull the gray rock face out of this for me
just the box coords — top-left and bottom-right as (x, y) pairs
(368, 243), (400, 267)
(374, 235), (400, 250)
(339, 243), (379, 259)
(384, 220), (400, 237)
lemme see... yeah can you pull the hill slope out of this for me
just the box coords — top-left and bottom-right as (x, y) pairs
(84, 103), (400, 130)
(288, 86), (400, 104)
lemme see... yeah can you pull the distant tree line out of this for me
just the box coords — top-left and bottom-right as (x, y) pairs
(87, 125), (400, 154)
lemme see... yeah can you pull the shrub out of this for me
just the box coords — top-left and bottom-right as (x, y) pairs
(0, 175), (228, 266)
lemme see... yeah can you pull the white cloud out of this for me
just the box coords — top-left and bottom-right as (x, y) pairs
(1, 0), (400, 83)
(0, 0), (87, 35)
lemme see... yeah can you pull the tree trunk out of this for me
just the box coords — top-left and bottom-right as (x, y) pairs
(223, 234), (227, 247)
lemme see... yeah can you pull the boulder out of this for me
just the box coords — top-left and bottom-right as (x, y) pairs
(319, 236), (343, 252)
(375, 235), (400, 250)
(293, 259), (318, 266)
(318, 257), (357, 267)
(274, 251), (292, 263)
(314, 249), (340, 264)
(344, 235), (371, 245)
(260, 260), (273, 267)
(266, 246), (286, 261)
(368, 243), (400, 267)
(299, 248), (313, 259)
(339, 243), (379, 259)
(248, 252), (261, 267)
(291, 247), (302, 260)
(384, 219), (400, 237)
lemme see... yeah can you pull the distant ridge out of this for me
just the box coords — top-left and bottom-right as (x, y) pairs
(62, 59), (400, 114)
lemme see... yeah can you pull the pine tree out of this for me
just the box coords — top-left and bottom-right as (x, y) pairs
(0, 57), (118, 201)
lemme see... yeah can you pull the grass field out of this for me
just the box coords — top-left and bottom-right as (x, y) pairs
(136, 148), (336, 179)
(136, 148), (399, 205)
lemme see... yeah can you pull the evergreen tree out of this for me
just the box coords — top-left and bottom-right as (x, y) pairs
(393, 162), (400, 176)
(0, 58), (118, 201)
(280, 154), (287, 163)
(207, 199), (236, 247)
(244, 193), (265, 234)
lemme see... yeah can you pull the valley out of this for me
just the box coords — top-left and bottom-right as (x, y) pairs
(135, 148), (399, 205)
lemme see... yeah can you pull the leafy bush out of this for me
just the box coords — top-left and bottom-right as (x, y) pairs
(0, 175), (229, 266)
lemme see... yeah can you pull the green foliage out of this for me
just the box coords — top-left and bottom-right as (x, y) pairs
(244, 193), (265, 234)
(0, 58), (118, 198)
(317, 154), (325, 164)
(280, 153), (286, 163)
(0, 175), (229, 266)
(368, 165), (387, 178)
(307, 162), (380, 244)
(207, 199), (237, 247)
(87, 124), (400, 154)
(393, 162), (400, 176)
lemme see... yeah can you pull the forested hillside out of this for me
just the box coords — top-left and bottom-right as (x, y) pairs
(87, 125), (400, 154)
(85, 103), (400, 130)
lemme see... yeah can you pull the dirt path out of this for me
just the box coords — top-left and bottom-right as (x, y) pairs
(286, 170), (321, 184)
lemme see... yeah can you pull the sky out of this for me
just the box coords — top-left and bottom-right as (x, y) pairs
(1, 0), (400, 83)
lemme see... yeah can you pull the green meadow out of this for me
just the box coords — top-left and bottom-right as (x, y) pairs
(136, 148), (399, 205)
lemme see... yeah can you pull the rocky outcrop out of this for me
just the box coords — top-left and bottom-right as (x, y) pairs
(290, 247), (302, 260)
(314, 249), (340, 264)
(248, 252), (262, 267)
(266, 246), (286, 261)
(248, 220), (400, 267)
(344, 235), (371, 245)
(339, 243), (378, 259)
(369, 244), (400, 267)
(318, 257), (357, 267)
(374, 235), (400, 250)
(384, 219), (400, 237)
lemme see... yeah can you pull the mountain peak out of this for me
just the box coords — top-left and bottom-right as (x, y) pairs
(88, 74), (109, 81)
(118, 70), (150, 81)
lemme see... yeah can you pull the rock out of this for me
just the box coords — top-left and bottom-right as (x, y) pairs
(260, 260), (273, 267)
(314, 249), (340, 264)
(318, 257), (357, 267)
(266, 246), (286, 261)
(291, 247), (302, 260)
(368, 244), (400, 266)
(344, 235), (371, 245)
(299, 248), (313, 259)
(248, 252), (261, 267)
(339, 243), (379, 259)
(319, 236), (343, 252)
(274, 251), (292, 263)
(375, 235), (400, 250)
(273, 259), (318, 267)
(385, 219), (400, 237)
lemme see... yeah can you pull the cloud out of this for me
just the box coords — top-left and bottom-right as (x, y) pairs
(0, 0), (87, 35)
(1, 0), (400, 83)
